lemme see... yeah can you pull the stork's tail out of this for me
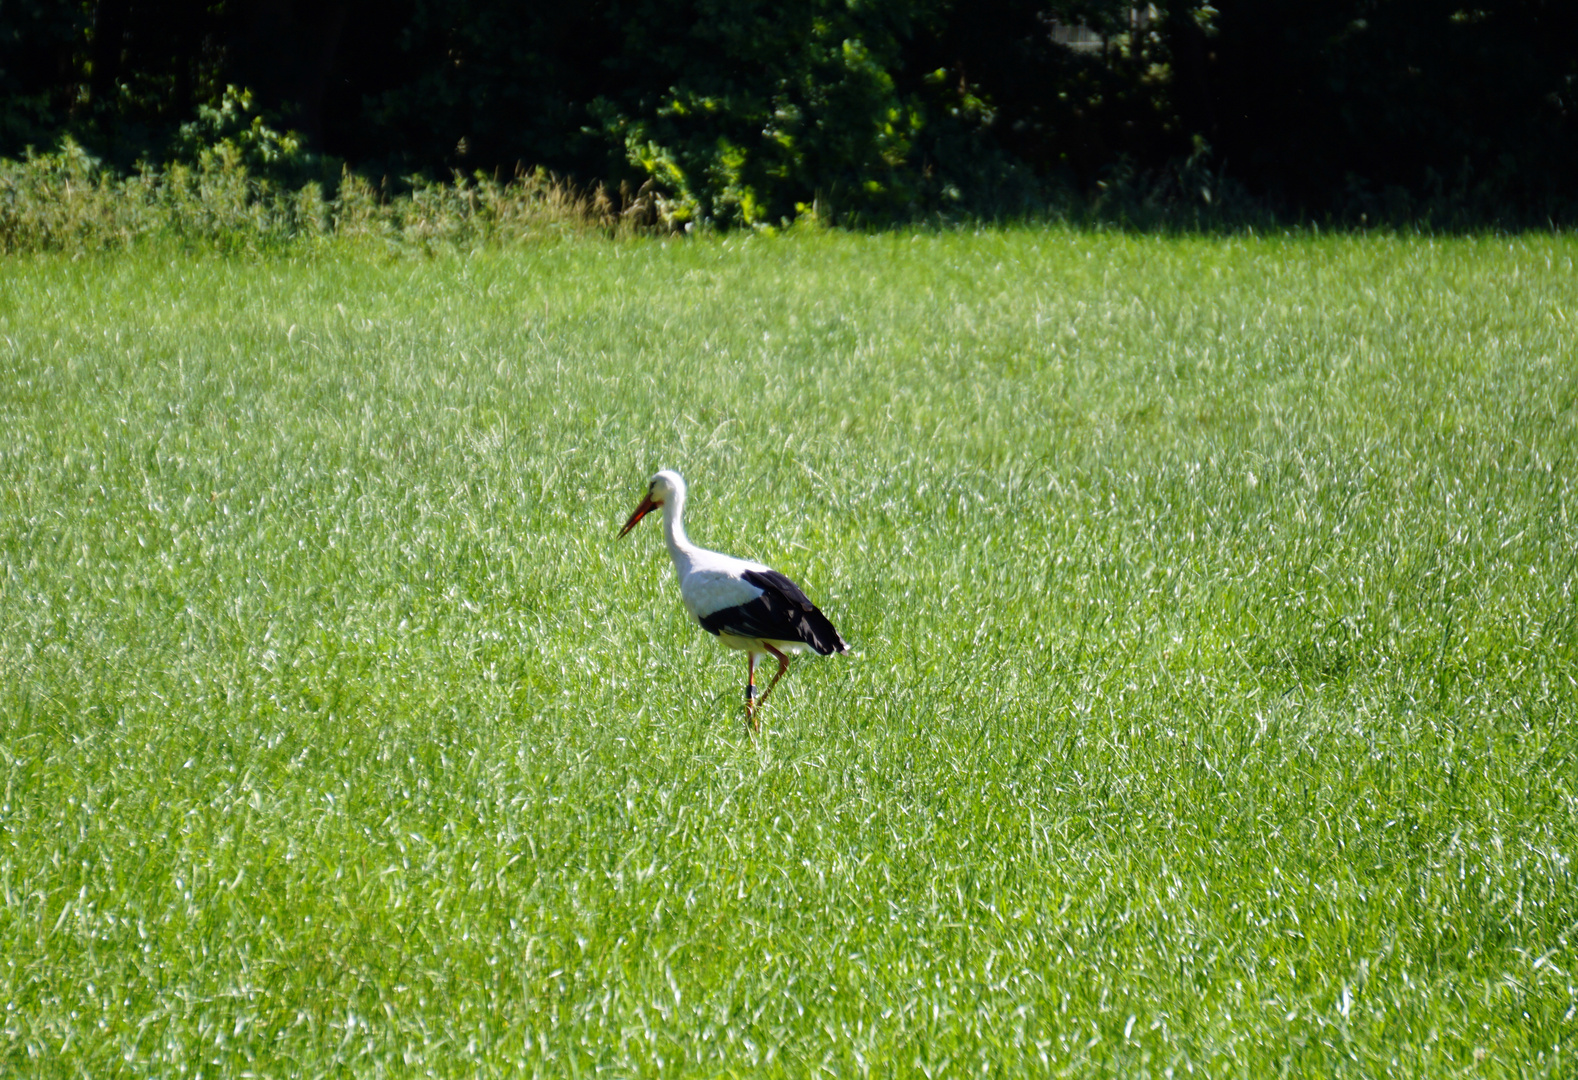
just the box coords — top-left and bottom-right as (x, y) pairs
(800, 605), (848, 656)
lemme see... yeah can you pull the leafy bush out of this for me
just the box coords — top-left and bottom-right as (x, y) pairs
(0, 137), (653, 256)
(170, 87), (321, 184)
(369, 0), (1172, 228)
(586, 9), (928, 227)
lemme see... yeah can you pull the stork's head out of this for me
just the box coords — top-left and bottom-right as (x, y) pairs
(618, 469), (686, 537)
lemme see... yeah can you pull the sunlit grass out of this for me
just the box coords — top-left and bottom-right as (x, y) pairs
(1, 230), (1575, 1076)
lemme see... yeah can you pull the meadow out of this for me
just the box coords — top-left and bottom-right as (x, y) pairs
(1, 228), (1575, 1077)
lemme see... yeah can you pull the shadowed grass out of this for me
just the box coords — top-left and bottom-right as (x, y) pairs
(1, 230), (1575, 1076)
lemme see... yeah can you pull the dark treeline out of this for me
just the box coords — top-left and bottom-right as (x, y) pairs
(3, 0), (1576, 227)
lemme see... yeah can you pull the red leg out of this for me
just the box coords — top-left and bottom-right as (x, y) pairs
(755, 643), (792, 710)
(745, 652), (758, 732)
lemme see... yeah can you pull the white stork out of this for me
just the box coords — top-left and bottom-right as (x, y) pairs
(618, 470), (848, 729)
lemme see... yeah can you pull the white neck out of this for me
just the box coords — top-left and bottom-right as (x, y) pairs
(660, 482), (697, 568)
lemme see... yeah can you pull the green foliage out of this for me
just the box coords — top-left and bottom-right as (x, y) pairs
(0, 137), (313, 254)
(572, 0), (1209, 226)
(0, 142), (632, 255)
(362, 0), (1185, 228)
(170, 86), (318, 184)
(589, 2), (930, 226)
(1, 232), (1575, 1073)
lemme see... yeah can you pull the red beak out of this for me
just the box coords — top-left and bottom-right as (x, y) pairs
(618, 494), (658, 538)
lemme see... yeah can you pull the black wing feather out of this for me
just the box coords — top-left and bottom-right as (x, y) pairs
(698, 568), (848, 655)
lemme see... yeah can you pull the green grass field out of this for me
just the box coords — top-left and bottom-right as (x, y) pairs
(2, 230), (1575, 1077)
